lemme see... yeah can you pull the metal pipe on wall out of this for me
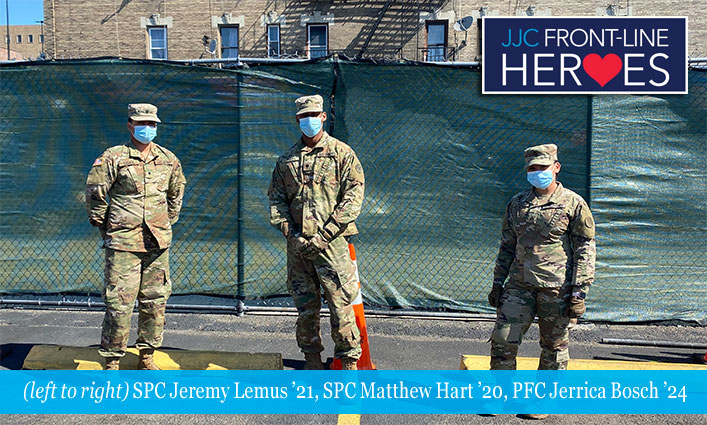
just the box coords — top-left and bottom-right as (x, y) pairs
(601, 338), (707, 349)
(0, 298), (496, 321)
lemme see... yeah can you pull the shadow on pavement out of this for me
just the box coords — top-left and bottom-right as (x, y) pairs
(1, 343), (35, 369)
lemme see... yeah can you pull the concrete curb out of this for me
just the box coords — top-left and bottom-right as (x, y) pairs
(460, 355), (707, 370)
(23, 345), (283, 370)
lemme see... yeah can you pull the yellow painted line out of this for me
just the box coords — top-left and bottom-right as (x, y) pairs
(337, 414), (361, 425)
(23, 345), (283, 370)
(460, 354), (707, 370)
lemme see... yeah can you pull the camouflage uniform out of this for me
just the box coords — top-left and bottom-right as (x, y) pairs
(268, 105), (365, 359)
(490, 144), (595, 370)
(86, 104), (186, 358)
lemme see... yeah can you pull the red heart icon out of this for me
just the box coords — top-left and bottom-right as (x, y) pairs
(582, 54), (622, 87)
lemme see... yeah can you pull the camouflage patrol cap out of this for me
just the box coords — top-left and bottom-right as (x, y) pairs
(524, 144), (558, 168)
(128, 103), (161, 123)
(295, 95), (324, 115)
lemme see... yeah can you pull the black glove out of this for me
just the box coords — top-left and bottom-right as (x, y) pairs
(487, 283), (504, 308)
(301, 233), (328, 260)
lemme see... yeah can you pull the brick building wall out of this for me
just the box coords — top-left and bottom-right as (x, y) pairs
(44, 0), (705, 61)
(1, 25), (44, 60)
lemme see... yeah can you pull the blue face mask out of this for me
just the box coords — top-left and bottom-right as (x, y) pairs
(299, 116), (322, 138)
(527, 168), (554, 189)
(132, 125), (157, 144)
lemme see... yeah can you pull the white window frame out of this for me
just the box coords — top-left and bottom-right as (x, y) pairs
(148, 26), (168, 60)
(28, 34), (33, 43)
(267, 24), (280, 58)
(219, 25), (239, 59)
(307, 24), (328, 59)
(16, 34), (22, 43)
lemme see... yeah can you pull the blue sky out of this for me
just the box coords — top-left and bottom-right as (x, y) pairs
(1, 0), (44, 26)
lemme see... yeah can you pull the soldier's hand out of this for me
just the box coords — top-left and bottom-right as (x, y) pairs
(487, 283), (504, 308)
(288, 234), (309, 256)
(301, 233), (328, 260)
(566, 296), (586, 318)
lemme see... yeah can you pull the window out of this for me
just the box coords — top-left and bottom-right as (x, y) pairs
(267, 24), (280, 58)
(307, 24), (328, 59)
(40, 34), (44, 43)
(28, 34), (34, 43)
(220, 25), (239, 59)
(148, 26), (168, 59)
(16, 34), (22, 43)
(425, 21), (447, 62)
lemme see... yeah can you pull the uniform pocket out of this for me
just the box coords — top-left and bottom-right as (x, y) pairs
(152, 160), (173, 192)
(315, 153), (338, 184)
(117, 160), (143, 194)
(338, 274), (359, 305)
(538, 205), (566, 238)
(285, 159), (301, 184)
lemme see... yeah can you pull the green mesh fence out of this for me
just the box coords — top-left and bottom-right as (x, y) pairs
(0, 58), (704, 322)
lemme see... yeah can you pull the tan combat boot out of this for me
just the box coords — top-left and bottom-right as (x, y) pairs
(341, 357), (358, 371)
(137, 348), (161, 370)
(303, 353), (325, 370)
(519, 414), (550, 420)
(104, 357), (120, 371)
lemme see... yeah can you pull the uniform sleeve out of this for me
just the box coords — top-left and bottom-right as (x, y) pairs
(322, 150), (365, 239)
(268, 161), (296, 238)
(167, 158), (187, 225)
(85, 153), (116, 228)
(492, 201), (517, 285)
(570, 199), (596, 295)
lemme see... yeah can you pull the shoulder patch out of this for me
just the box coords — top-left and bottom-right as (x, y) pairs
(92, 157), (104, 167)
(585, 216), (594, 228)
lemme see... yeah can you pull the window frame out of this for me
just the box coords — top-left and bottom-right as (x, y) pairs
(147, 26), (168, 60)
(425, 20), (448, 62)
(307, 23), (328, 59)
(267, 24), (280, 58)
(28, 34), (34, 43)
(16, 34), (22, 44)
(219, 24), (240, 59)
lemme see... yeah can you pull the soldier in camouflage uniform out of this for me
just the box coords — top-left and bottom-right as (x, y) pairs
(268, 95), (365, 370)
(86, 103), (186, 370)
(489, 144), (595, 369)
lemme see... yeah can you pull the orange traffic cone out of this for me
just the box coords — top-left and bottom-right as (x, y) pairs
(330, 243), (377, 370)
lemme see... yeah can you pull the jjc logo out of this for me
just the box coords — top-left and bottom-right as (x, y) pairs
(482, 17), (687, 94)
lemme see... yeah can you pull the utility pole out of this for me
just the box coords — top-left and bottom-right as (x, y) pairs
(36, 20), (44, 57)
(5, 0), (10, 60)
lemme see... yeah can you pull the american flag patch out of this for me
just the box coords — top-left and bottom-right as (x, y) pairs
(92, 157), (104, 166)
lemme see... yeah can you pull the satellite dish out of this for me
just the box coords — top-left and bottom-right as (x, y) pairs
(208, 39), (217, 54)
(453, 16), (474, 31)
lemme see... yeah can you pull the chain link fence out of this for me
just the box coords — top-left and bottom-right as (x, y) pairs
(0, 57), (704, 322)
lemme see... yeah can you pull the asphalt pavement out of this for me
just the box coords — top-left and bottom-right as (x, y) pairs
(1, 307), (706, 424)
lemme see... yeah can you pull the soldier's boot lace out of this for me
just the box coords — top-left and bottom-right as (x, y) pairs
(341, 357), (358, 371)
(104, 357), (120, 371)
(303, 353), (325, 370)
(138, 348), (161, 370)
